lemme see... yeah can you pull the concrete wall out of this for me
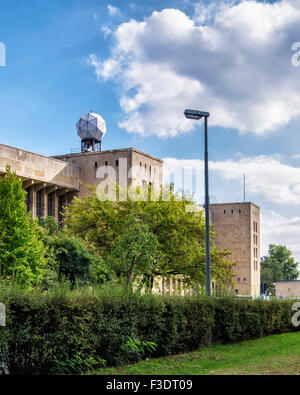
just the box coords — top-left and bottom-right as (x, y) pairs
(53, 148), (163, 199)
(210, 202), (260, 298)
(0, 143), (80, 190)
(275, 281), (300, 298)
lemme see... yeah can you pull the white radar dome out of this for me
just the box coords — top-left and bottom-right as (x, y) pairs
(76, 112), (106, 142)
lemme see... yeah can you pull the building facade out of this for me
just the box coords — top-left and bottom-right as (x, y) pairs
(0, 137), (260, 298)
(53, 148), (163, 199)
(210, 202), (260, 298)
(0, 143), (80, 221)
(275, 281), (300, 298)
(0, 142), (163, 221)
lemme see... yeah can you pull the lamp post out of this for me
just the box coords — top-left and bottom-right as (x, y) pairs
(184, 109), (211, 296)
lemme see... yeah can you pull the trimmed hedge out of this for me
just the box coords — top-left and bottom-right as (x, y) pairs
(0, 287), (297, 374)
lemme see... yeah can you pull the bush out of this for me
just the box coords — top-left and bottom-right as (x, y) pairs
(0, 286), (298, 375)
(43, 232), (111, 287)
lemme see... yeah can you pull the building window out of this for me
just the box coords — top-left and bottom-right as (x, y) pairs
(116, 160), (119, 167)
(243, 277), (246, 282)
(105, 161), (108, 166)
(58, 196), (64, 223)
(36, 190), (42, 218)
(224, 209), (226, 214)
(231, 209), (233, 214)
(235, 289), (239, 295)
(237, 277), (240, 282)
(239, 209), (241, 214)
(48, 192), (54, 217)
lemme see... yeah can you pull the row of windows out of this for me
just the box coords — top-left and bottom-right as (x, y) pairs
(237, 277), (247, 282)
(95, 160), (118, 169)
(253, 247), (258, 258)
(253, 234), (258, 245)
(223, 209), (242, 214)
(25, 189), (64, 221)
(254, 260), (259, 271)
(94, 161), (157, 177)
(94, 161), (156, 170)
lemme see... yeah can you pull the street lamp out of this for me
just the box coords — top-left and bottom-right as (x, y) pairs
(184, 109), (211, 296)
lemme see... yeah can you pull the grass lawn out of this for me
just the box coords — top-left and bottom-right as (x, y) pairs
(93, 331), (300, 375)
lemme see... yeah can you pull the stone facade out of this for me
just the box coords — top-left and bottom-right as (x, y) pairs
(0, 143), (163, 221)
(0, 143), (79, 221)
(53, 148), (163, 199)
(0, 141), (261, 297)
(275, 281), (300, 298)
(210, 202), (260, 298)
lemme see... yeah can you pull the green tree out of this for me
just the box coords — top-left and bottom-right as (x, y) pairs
(43, 231), (111, 287)
(109, 222), (160, 289)
(0, 167), (46, 288)
(261, 244), (299, 292)
(64, 185), (235, 289)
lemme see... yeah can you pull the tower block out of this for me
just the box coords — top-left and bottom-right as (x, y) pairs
(210, 202), (260, 298)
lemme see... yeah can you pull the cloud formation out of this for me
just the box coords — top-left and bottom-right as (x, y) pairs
(261, 210), (300, 262)
(163, 154), (300, 206)
(90, 0), (300, 137)
(163, 154), (300, 261)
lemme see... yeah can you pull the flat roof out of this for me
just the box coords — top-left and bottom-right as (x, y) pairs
(0, 142), (79, 169)
(210, 202), (260, 209)
(53, 147), (163, 163)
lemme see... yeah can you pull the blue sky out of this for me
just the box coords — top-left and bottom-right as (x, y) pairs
(1, 0), (300, 259)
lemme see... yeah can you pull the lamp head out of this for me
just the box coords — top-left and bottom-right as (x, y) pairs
(184, 109), (210, 120)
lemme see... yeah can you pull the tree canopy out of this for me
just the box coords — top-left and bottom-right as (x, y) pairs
(64, 186), (235, 290)
(261, 244), (299, 292)
(0, 167), (46, 288)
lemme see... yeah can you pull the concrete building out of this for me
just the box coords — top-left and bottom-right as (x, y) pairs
(53, 148), (163, 200)
(0, 112), (261, 297)
(275, 281), (300, 298)
(210, 202), (260, 298)
(0, 142), (80, 221)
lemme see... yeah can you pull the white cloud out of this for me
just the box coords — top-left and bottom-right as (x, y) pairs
(163, 154), (300, 206)
(261, 210), (300, 263)
(163, 154), (300, 261)
(107, 4), (121, 17)
(90, 1), (300, 137)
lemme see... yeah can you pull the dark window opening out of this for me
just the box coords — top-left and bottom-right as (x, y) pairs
(58, 196), (64, 223)
(36, 190), (42, 218)
(48, 192), (54, 217)
(116, 160), (119, 167)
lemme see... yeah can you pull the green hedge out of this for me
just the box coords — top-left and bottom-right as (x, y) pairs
(0, 287), (297, 374)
